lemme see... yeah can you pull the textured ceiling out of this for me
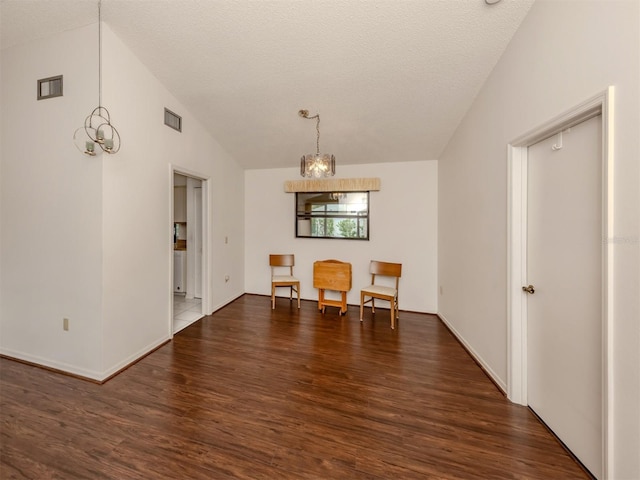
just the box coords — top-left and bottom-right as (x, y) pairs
(1, 0), (535, 170)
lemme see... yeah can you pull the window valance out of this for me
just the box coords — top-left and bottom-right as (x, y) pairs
(284, 177), (381, 193)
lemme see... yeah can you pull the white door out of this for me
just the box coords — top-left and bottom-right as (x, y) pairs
(526, 115), (602, 478)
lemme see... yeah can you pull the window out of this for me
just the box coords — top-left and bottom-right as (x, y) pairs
(296, 191), (369, 240)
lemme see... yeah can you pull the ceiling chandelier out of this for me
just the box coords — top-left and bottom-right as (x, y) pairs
(298, 109), (335, 178)
(73, 0), (121, 156)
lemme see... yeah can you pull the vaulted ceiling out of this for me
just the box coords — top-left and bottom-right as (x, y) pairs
(0, 0), (534, 170)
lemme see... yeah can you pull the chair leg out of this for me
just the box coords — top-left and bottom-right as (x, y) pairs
(296, 282), (300, 309)
(360, 292), (365, 321)
(391, 297), (398, 329)
(390, 305), (395, 329)
(271, 284), (275, 309)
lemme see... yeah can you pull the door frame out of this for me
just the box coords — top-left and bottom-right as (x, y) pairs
(193, 185), (203, 299)
(506, 87), (614, 478)
(170, 165), (210, 333)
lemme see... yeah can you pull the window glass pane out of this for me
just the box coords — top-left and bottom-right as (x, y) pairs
(296, 192), (369, 240)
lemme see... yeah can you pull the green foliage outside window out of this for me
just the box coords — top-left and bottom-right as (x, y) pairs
(296, 192), (369, 240)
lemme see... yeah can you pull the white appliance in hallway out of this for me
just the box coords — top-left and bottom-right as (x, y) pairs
(173, 250), (186, 293)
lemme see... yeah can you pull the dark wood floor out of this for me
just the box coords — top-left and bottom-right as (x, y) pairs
(1, 294), (589, 479)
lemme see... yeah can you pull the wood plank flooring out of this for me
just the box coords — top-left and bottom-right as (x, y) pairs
(1, 294), (590, 479)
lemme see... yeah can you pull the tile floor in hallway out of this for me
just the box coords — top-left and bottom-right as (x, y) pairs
(173, 294), (203, 333)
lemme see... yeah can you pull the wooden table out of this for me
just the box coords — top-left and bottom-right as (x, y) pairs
(313, 259), (352, 314)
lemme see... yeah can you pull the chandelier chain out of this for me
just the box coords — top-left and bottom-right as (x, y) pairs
(298, 109), (322, 154)
(98, 0), (102, 107)
(315, 115), (320, 154)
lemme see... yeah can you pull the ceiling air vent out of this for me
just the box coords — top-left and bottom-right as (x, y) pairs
(164, 108), (182, 132)
(37, 75), (63, 100)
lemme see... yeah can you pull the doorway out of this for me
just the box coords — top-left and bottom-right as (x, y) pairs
(172, 169), (208, 334)
(507, 88), (614, 479)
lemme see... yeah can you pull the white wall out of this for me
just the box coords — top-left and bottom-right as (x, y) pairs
(0, 24), (104, 377)
(245, 160), (437, 313)
(99, 24), (245, 377)
(0, 23), (245, 380)
(438, 1), (639, 478)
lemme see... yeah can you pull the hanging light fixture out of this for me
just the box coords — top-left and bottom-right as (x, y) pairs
(73, 0), (121, 156)
(298, 109), (335, 178)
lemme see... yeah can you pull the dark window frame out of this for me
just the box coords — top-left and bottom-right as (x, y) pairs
(295, 191), (370, 240)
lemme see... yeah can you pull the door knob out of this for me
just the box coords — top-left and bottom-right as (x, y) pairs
(522, 285), (535, 294)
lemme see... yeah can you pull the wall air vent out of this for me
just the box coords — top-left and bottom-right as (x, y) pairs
(164, 108), (182, 132)
(37, 75), (63, 100)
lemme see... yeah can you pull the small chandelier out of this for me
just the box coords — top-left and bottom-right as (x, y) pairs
(298, 109), (335, 178)
(73, 0), (121, 156)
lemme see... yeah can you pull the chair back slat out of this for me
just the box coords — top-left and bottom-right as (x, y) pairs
(270, 254), (295, 268)
(370, 260), (402, 278)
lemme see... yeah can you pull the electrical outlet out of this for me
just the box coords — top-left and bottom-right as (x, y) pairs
(63, 318), (69, 331)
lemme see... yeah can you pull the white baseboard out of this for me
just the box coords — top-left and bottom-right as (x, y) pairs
(437, 312), (507, 393)
(209, 291), (246, 314)
(100, 333), (172, 381)
(0, 347), (104, 381)
(2, 333), (172, 382)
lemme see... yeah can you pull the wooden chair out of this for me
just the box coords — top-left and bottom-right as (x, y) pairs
(270, 254), (300, 309)
(360, 260), (402, 329)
